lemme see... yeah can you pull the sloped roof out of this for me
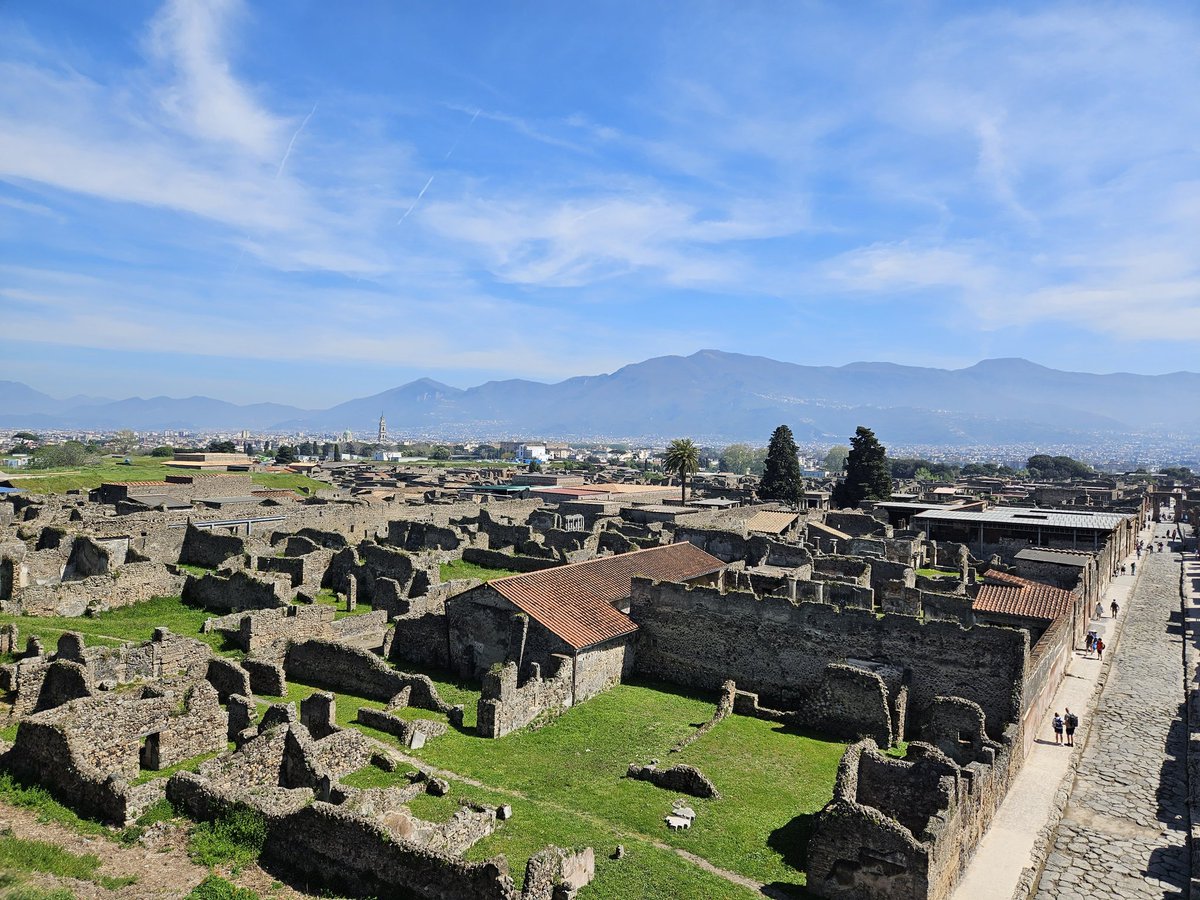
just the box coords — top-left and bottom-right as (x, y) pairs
(745, 511), (799, 534)
(488, 542), (725, 650)
(973, 570), (1075, 622)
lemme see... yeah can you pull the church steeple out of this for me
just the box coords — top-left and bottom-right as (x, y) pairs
(378, 412), (387, 445)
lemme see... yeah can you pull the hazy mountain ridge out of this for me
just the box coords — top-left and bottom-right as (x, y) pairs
(3, 352), (1199, 443)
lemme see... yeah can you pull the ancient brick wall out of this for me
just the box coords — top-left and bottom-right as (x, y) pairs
(285, 639), (454, 713)
(179, 524), (245, 568)
(477, 658), (573, 738)
(181, 569), (290, 612)
(572, 638), (631, 703)
(629, 579), (1027, 737)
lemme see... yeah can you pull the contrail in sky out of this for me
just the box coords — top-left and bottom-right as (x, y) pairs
(275, 102), (319, 179)
(445, 108), (481, 160)
(397, 175), (436, 225)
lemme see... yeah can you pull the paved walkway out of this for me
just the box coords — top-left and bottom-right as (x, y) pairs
(1033, 522), (1190, 900)
(952, 531), (1147, 900)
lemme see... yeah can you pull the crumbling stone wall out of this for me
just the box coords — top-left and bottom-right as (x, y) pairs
(1, 681), (226, 824)
(182, 569), (290, 612)
(179, 523), (245, 569)
(629, 579), (1027, 738)
(806, 723), (1015, 900)
(11, 562), (184, 617)
(477, 658), (573, 738)
(205, 603), (335, 656)
(627, 763), (720, 798)
(285, 639), (456, 715)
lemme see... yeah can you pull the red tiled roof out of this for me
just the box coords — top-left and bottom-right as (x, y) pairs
(488, 542), (725, 650)
(106, 480), (169, 488)
(973, 571), (1075, 621)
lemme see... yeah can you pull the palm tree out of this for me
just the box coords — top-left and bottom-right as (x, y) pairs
(663, 438), (700, 505)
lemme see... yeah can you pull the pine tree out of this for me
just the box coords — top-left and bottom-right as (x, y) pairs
(832, 426), (891, 508)
(759, 425), (804, 508)
(333, 443), (342, 462)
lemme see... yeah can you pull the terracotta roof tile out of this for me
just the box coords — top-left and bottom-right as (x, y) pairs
(489, 542), (725, 650)
(746, 511), (799, 534)
(973, 571), (1075, 621)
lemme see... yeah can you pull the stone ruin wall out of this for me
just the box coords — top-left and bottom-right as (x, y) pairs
(628, 578), (1028, 740)
(806, 697), (1018, 900)
(476, 657), (573, 739)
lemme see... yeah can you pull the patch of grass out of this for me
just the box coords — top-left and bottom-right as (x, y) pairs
(916, 567), (960, 579)
(0, 770), (110, 838)
(0, 722), (19, 742)
(185, 874), (261, 900)
(250, 472), (328, 494)
(0, 827), (137, 889)
(132, 749), (222, 785)
(0, 878), (76, 900)
(178, 563), (215, 578)
(439, 559), (519, 582)
(0, 595), (234, 657)
(0, 455), (326, 497)
(187, 806), (268, 870)
(310, 588), (376, 620)
(306, 676), (841, 895)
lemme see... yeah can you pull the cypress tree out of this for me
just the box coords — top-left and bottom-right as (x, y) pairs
(759, 425), (804, 508)
(832, 426), (891, 508)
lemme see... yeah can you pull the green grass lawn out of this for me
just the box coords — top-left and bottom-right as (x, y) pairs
(915, 567), (960, 579)
(438, 559), (520, 582)
(311, 588), (378, 620)
(0, 594), (235, 660)
(282, 669), (841, 898)
(0, 455), (326, 496)
(0, 828), (137, 890)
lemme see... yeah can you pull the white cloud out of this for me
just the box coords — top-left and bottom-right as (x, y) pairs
(146, 0), (283, 159)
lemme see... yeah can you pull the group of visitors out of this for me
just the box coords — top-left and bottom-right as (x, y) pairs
(1051, 708), (1079, 746)
(1083, 631), (1105, 659)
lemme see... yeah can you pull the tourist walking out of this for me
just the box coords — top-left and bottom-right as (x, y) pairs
(1095, 600), (1104, 618)
(1052, 711), (1064, 745)
(1095, 637), (1105, 661)
(1111, 599), (1119, 617)
(1084, 631), (1096, 656)
(1064, 708), (1078, 746)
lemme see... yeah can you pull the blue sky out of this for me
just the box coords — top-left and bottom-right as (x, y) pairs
(2, 0), (1198, 406)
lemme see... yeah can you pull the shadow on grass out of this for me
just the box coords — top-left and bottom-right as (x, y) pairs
(767, 811), (818, 872)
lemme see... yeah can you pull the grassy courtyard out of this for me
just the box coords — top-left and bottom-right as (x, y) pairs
(438, 558), (520, 582)
(280, 671), (842, 897)
(0, 455), (327, 496)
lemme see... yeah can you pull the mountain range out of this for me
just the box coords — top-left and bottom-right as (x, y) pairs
(4, 351), (1199, 444)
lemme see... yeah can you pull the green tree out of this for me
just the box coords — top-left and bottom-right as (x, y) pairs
(208, 440), (237, 453)
(430, 446), (451, 460)
(150, 446), (175, 457)
(662, 438), (700, 504)
(822, 445), (850, 474)
(719, 443), (767, 476)
(759, 425), (804, 508)
(32, 441), (93, 469)
(528, 459), (544, 473)
(13, 431), (41, 442)
(110, 429), (138, 453)
(832, 426), (891, 508)
(1026, 454), (1093, 480)
(332, 443), (342, 462)
(274, 445), (298, 465)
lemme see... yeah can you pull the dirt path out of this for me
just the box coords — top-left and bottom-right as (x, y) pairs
(0, 798), (306, 899)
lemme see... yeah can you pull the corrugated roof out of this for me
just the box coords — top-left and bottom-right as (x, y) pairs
(1014, 548), (1093, 567)
(488, 542), (725, 650)
(914, 506), (1132, 530)
(973, 571), (1075, 621)
(745, 511), (799, 534)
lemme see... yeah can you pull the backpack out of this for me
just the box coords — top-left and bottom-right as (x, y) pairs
(1066, 714), (1078, 728)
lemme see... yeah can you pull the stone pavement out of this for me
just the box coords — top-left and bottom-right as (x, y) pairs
(951, 532), (1145, 900)
(1033, 522), (1189, 900)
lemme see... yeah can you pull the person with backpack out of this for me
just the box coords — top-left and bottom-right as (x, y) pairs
(1111, 599), (1119, 617)
(1095, 637), (1105, 660)
(1064, 708), (1079, 746)
(1052, 711), (1064, 745)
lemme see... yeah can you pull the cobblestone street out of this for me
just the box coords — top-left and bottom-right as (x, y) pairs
(1034, 524), (1189, 900)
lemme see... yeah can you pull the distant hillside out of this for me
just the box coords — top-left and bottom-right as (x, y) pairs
(5, 351), (1200, 444)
